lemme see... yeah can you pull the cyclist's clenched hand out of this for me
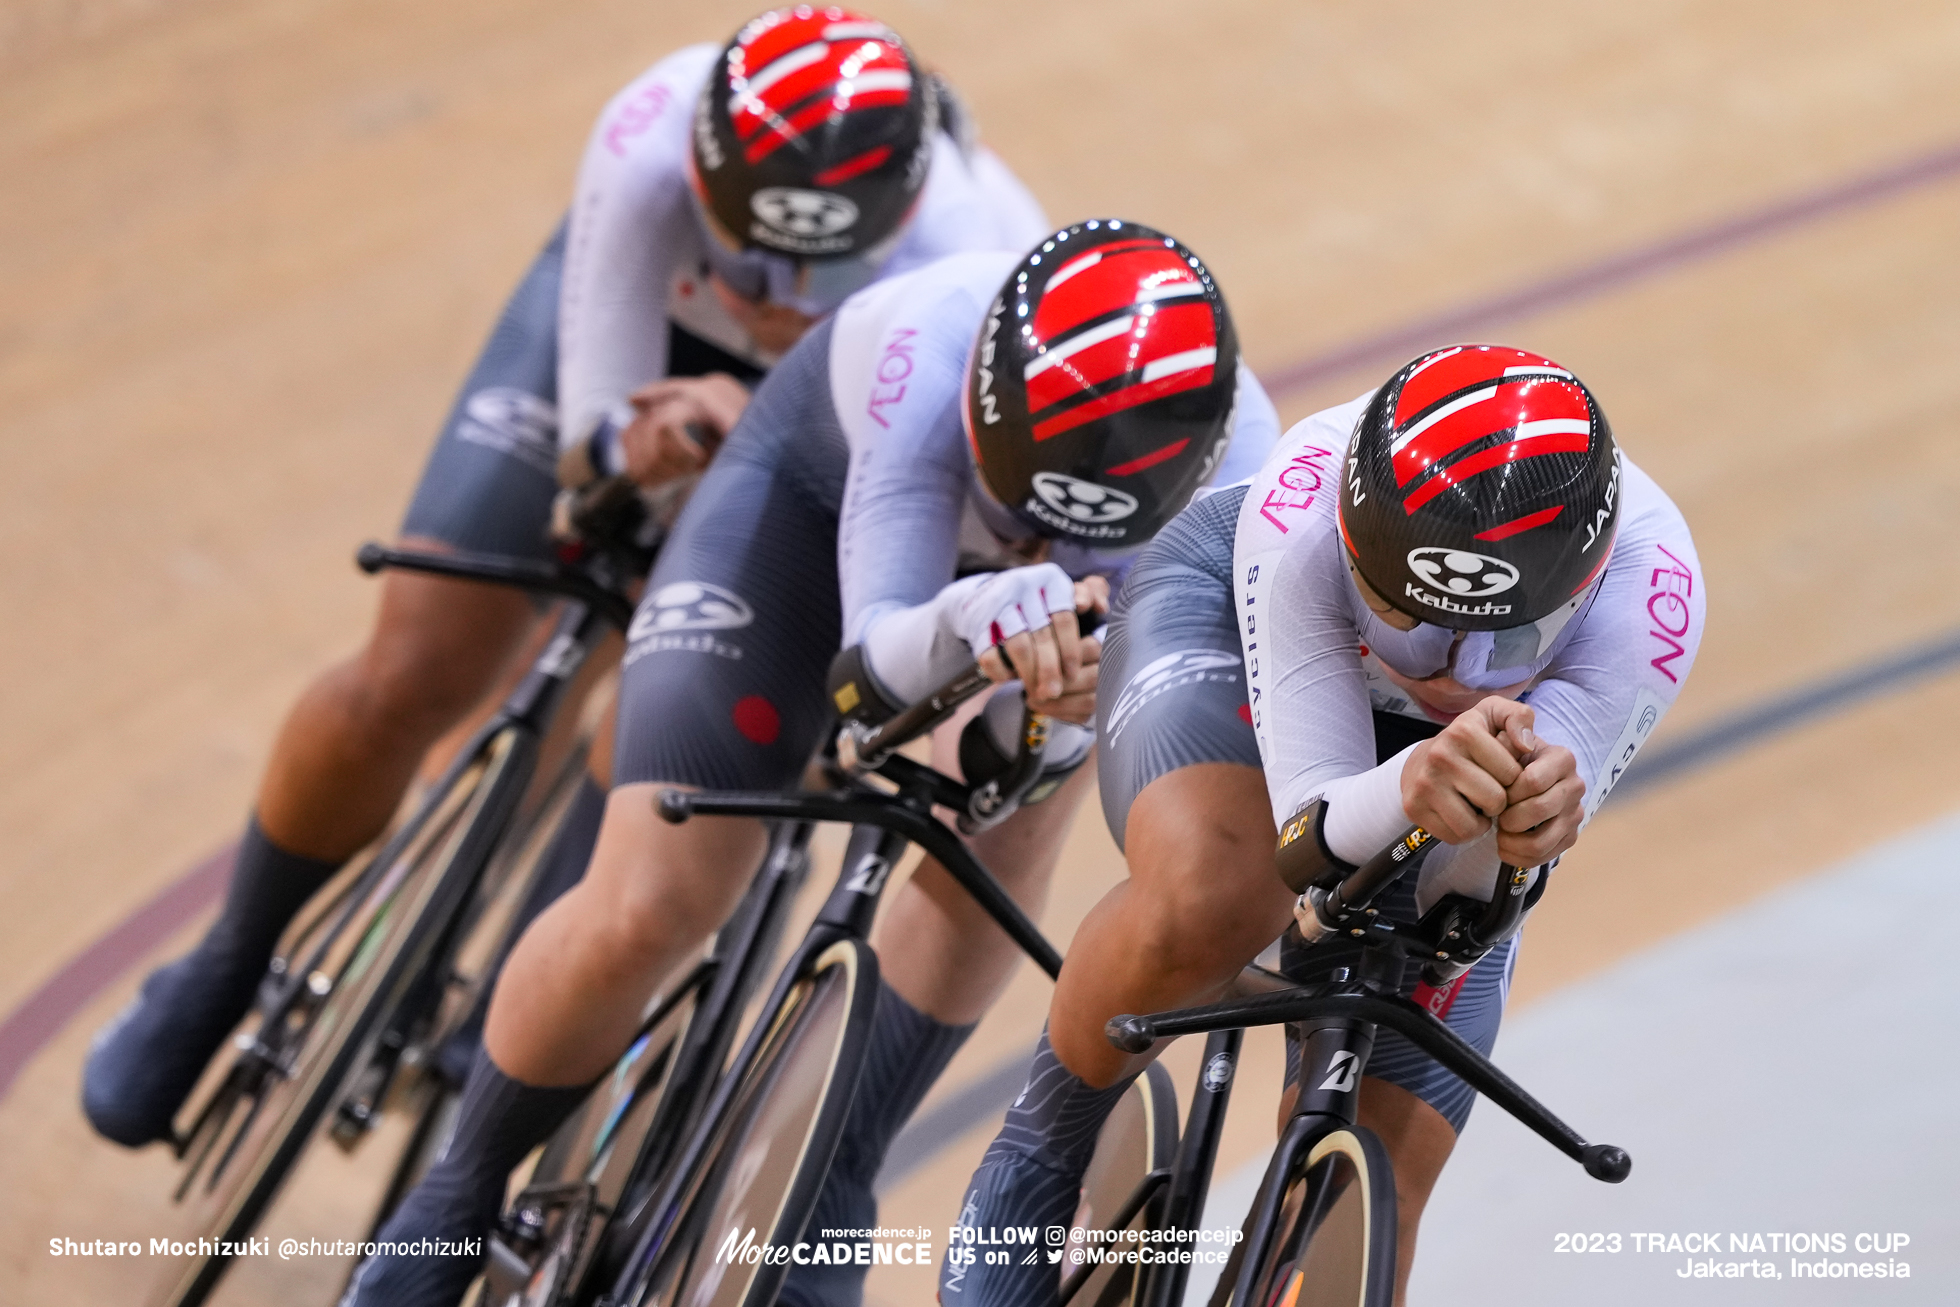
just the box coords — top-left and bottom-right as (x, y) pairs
(1401, 697), (1532, 844)
(967, 571), (1109, 724)
(1496, 740), (1585, 866)
(618, 373), (750, 487)
(987, 626), (1102, 724)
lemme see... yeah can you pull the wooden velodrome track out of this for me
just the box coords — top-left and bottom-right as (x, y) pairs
(6, 0), (1960, 1301)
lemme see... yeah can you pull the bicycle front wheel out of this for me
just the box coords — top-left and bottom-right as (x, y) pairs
(1241, 1126), (1396, 1307)
(632, 937), (878, 1307)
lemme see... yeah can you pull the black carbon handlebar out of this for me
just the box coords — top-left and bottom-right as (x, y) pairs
(355, 543), (637, 631)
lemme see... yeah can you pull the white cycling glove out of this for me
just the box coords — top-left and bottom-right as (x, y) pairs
(859, 562), (1081, 703)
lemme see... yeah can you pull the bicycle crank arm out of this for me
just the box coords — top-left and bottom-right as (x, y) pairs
(1110, 989), (1630, 1183)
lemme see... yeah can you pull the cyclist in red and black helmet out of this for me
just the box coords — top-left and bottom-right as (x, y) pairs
(343, 227), (1278, 1307)
(966, 222), (1242, 549)
(1340, 345), (1620, 637)
(80, 4), (1047, 1161)
(943, 344), (1699, 1307)
(694, 7), (934, 261)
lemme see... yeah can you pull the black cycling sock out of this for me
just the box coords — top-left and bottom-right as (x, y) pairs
(777, 980), (975, 1306)
(438, 776), (607, 1083)
(207, 814), (342, 968)
(938, 1031), (1136, 1307)
(80, 816), (342, 1146)
(994, 1028), (1135, 1171)
(344, 1049), (592, 1307)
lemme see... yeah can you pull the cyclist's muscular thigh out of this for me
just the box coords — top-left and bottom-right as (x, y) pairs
(485, 783), (767, 1086)
(256, 539), (537, 860)
(1050, 762), (1293, 1086)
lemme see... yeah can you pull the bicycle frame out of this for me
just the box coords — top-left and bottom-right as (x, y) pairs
(1104, 837), (1633, 1307)
(599, 725), (1068, 1304)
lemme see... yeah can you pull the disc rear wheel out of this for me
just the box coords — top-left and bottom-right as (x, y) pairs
(634, 938), (877, 1307)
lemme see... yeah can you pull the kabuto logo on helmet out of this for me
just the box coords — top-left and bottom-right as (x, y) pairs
(749, 188), (859, 248)
(1027, 472), (1138, 537)
(1407, 548), (1518, 598)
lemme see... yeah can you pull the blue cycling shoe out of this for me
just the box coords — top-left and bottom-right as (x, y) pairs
(81, 950), (262, 1147)
(84, 817), (342, 1147)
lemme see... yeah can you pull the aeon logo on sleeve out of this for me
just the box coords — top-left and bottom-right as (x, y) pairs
(625, 582), (754, 665)
(749, 188), (859, 250)
(1406, 548), (1519, 598)
(1024, 472), (1138, 539)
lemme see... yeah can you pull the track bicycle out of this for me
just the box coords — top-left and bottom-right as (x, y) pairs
(147, 480), (657, 1307)
(480, 629), (1173, 1307)
(1095, 828), (1632, 1307)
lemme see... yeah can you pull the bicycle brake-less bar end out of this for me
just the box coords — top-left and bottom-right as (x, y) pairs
(655, 790), (694, 824)
(1105, 1015), (1154, 1054)
(1583, 1144), (1631, 1183)
(356, 541), (387, 574)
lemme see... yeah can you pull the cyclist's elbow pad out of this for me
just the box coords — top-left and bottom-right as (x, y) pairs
(827, 644), (905, 725)
(1274, 798), (1353, 894)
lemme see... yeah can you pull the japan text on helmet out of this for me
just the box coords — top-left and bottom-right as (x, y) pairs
(963, 220), (1241, 549)
(1339, 344), (1623, 633)
(692, 7), (935, 261)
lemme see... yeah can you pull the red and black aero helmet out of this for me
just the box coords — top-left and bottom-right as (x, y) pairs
(1340, 344), (1622, 631)
(965, 220), (1240, 549)
(693, 7), (935, 259)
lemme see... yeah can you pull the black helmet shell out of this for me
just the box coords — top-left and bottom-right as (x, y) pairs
(964, 220), (1240, 548)
(1339, 344), (1622, 630)
(693, 7), (934, 259)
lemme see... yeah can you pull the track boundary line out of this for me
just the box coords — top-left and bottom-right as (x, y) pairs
(10, 137), (1960, 1106)
(0, 847), (233, 1102)
(1261, 137), (1960, 399)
